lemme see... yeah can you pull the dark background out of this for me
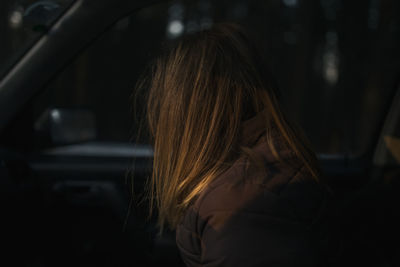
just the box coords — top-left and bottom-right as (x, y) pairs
(1, 0), (400, 154)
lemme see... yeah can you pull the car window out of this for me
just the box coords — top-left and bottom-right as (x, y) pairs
(0, 0), (76, 79)
(31, 0), (400, 155)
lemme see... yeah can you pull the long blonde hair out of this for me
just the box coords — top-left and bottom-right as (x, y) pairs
(141, 23), (320, 232)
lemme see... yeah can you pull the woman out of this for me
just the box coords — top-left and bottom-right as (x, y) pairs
(142, 23), (337, 266)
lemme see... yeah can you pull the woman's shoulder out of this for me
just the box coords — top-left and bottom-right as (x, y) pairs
(176, 161), (333, 267)
(194, 161), (326, 225)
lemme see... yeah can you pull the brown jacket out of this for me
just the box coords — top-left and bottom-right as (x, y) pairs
(176, 112), (336, 266)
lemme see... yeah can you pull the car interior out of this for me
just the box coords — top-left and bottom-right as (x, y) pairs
(1, 0), (400, 266)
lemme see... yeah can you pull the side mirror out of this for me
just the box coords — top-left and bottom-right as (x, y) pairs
(34, 108), (97, 146)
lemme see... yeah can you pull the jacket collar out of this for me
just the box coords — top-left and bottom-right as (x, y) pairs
(239, 110), (268, 147)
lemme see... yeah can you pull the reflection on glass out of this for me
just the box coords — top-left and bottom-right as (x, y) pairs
(168, 20), (184, 37)
(283, 0), (298, 8)
(323, 50), (339, 85)
(167, 2), (185, 38)
(323, 31), (339, 85)
(9, 8), (23, 28)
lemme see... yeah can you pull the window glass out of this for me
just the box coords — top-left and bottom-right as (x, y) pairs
(0, 0), (75, 78)
(33, 0), (400, 155)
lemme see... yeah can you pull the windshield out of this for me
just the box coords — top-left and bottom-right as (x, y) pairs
(0, 0), (75, 78)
